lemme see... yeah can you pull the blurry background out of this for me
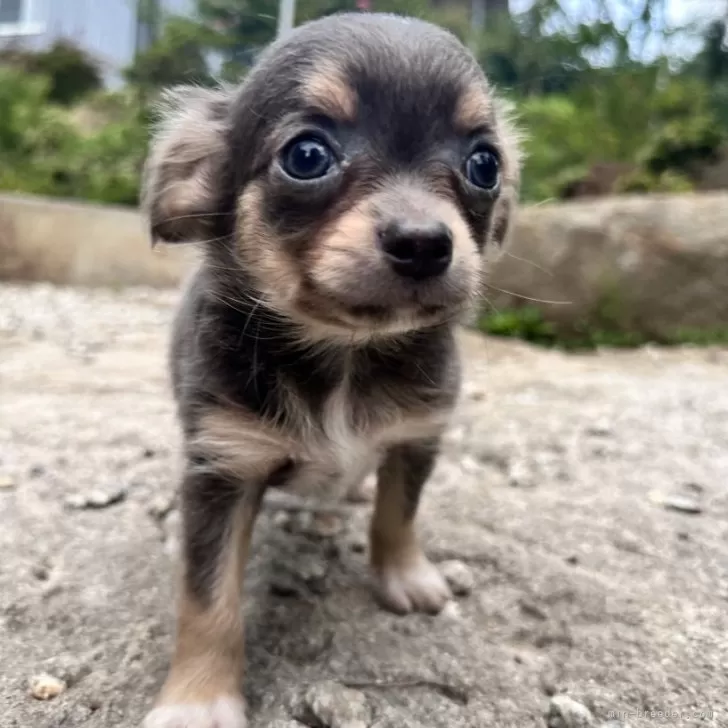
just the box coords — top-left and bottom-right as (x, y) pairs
(1, 5), (727, 726)
(1, 0), (728, 347)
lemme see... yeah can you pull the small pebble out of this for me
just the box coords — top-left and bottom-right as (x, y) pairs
(42, 582), (64, 600)
(31, 564), (50, 582)
(519, 598), (548, 621)
(650, 484), (705, 515)
(41, 654), (91, 686)
(0, 475), (15, 490)
(585, 422), (612, 437)
(65, 487), (126, 510)
(348, 534), (367, 554)
(438, 600), (462, 621)
(147, 496), (174, 521)
(29, 673), (67, 701)
(441, 560), (474, 596)
(272, 511), (291, 529)
(661, 495), (702, 515)
(300, 681), (371, 728)
(460, 455), (482, 474)
(308, 511), (345, 538)
(539, 671), (558, 697)
(546, 695), (594, 728)
(508, 461), (537, 488)
(473, 445), (509, 471)
(270, 573), (302, 598)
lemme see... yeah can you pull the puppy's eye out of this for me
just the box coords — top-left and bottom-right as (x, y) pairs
(465, 148), (499, 190)
(281, 137), (334, 181)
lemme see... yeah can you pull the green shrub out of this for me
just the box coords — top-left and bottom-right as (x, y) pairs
(616, 169), (694, 194)
(0, 40), (102, 105)
(477, 304), (728, 350)
(517, 72), (726, 202)
(478, 306), (558, 346)
(0, 67), (147, 206)
(641, 117), (723, 176)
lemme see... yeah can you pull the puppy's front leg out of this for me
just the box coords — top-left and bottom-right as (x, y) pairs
(144, 469), (265, 728)
(370, 439), (452, 615)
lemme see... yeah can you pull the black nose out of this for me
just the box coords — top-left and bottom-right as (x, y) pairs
(378, 220), (453, 280)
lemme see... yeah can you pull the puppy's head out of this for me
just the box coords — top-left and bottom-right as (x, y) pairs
(143, 13), (521, 341)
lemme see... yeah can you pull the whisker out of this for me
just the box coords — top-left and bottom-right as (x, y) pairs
(485, 285), (572, 306)
(501, 251), (554, 277)
(159, 211), (236, 224)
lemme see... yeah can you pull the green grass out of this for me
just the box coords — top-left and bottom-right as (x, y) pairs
(477, 305), (728, 351)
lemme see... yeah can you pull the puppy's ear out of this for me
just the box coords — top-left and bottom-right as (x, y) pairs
(489, 96), (524, 249)
(141, 85), (233, 244)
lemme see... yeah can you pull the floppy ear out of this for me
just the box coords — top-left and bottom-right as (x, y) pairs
(489, 95), (524, 249)
(141, 85), (233, 244)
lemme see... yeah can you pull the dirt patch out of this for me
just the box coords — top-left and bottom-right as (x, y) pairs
(0, 283), (726, 727)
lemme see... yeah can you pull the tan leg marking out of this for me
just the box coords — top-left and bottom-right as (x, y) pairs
(144, 490), (263, 728)
(369, 446), (452, 615)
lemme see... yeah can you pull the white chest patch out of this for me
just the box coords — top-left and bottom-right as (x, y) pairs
(191, 373), (451, 502)
(283, 376), (450, 502)
(285, 379), (380, 501)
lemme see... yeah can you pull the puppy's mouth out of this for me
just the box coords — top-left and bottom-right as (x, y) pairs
(293, 272), (472, 338)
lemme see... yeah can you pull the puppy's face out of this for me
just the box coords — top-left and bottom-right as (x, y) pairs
(144, 14), (521, 341)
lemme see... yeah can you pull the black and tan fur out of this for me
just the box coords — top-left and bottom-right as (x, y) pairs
(141, 12), (521, 728)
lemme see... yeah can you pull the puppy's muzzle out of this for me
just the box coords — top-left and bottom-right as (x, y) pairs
(378, 219), (453, 281)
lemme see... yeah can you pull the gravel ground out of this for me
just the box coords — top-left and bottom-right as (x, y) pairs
(1, 282), (727, 728)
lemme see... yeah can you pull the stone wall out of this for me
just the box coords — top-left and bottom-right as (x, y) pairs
(2, 191), (727, 336)
(0, 193), (192, 288)
(488, 192), (728, 336)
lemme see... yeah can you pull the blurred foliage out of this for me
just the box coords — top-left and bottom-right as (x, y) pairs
(0, 68), (147, 205)
(124, 16), (216, 91)
(194, 0), (430, 80)
(1, 0), (728, 209)
(479, 306), (559, 346)
(477, 305), (728, 350)
(0, 40), (102, 105)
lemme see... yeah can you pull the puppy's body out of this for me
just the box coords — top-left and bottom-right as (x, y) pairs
(142, 12), (520, 728)
(173, 266), (458, 501)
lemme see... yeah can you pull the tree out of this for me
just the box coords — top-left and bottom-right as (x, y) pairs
(124, 15), (215, 90)
(194, 0), (431, 79)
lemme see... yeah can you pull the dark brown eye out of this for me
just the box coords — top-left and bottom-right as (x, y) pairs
(281, 137), (333, 180)
(465, 148), (499, 190)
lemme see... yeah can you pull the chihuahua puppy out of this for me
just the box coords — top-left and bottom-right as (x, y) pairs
(141, 11), (520, 728)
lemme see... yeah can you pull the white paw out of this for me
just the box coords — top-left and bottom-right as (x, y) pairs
(143, 695), (247, 728)
(373, 553), (453, 615)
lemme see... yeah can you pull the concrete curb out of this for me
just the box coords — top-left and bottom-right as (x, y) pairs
(0, 193), (193, 288)
(487, 192), (728, 336)
(2, 191), (727, 336)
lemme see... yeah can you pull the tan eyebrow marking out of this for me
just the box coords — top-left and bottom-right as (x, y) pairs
(301, 61), (357, 122)
(454, 86), (492, 133)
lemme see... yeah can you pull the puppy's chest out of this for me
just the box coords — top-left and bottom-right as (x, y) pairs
(283, 380), (445, 500)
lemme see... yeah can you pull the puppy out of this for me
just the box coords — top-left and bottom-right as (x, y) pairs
(141, 12), (520, 728)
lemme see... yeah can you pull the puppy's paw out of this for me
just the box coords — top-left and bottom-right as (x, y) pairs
(143, 695), (247, 728)
(373, 552), (452, 615)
